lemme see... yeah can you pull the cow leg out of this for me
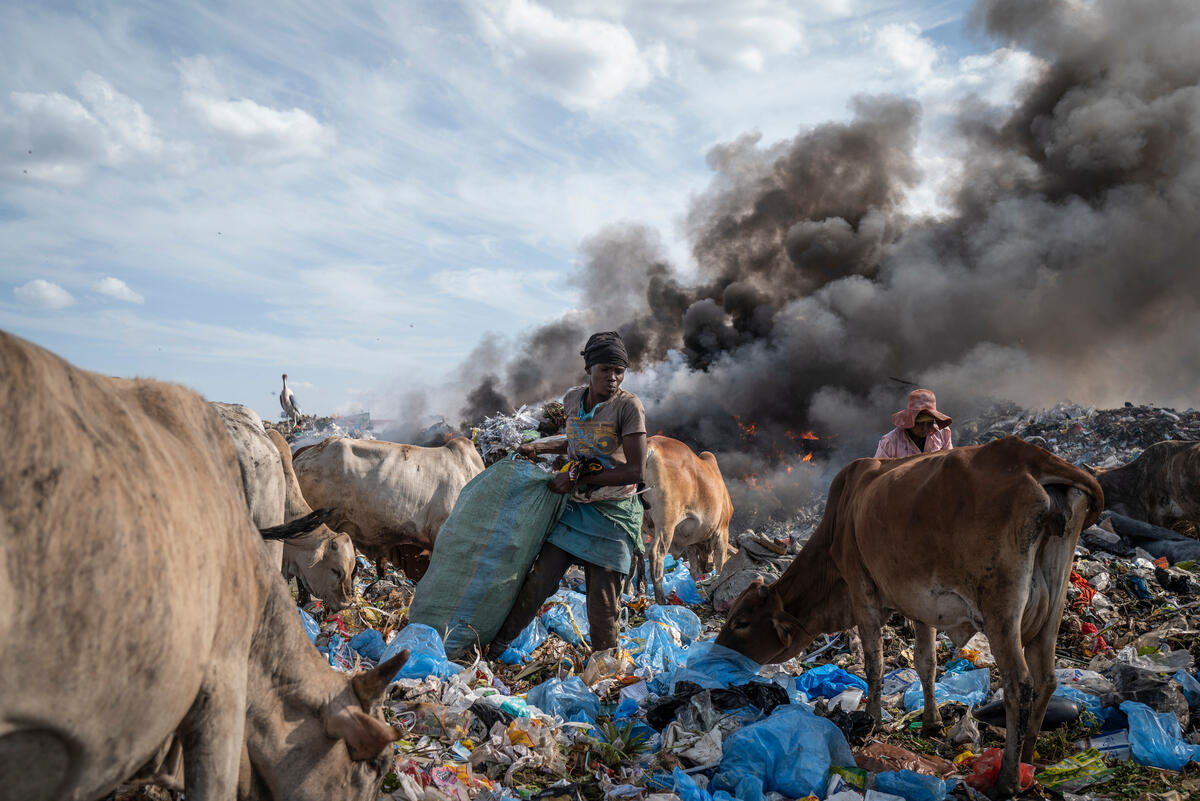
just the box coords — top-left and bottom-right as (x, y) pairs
(913, 621), (942, 729)
(1019, 623), (1058, 764)
(986, 623), (1034, 799)
(180, 668), (246, 801)
(649, 503), (678, 605)
(856, 610), (886, 723)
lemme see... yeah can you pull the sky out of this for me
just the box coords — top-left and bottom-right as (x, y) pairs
(0, 0), (1040, 426)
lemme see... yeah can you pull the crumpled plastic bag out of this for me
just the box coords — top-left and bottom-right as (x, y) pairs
(1120, 700), (1200, 770)
(382, 623), (460, 681)
(712, 704), (857, 801)
(541, 590), (590, 648)
(646, 604), (702, 643)
(962, 747), (1034, 792)
(1112, 662), (1190, 730)
(498, 616), (549, 665)
(671, 766), (736, 801)
(667, 640), (762, 692)
(662, 563), (705, 605)
(625, 620), (687, 674)
(349, 628), (385, 661)
(873, 769), (948, 801)
(526, 675), (600, 723)
(795, 663), (868, 699)
(581, 647), (634, 686)
(904, 668), (990, 711)
(298, 607), (320, 642)
(1172, 670), (1200, 709)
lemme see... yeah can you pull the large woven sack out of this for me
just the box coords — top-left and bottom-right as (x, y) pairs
(409, 456), (566, 658)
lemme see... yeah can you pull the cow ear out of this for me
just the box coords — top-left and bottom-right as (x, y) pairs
(352, 648), (409, 707)
(307, 536), (329, 569)
(771, 610), (803, 649)
(323, 706), (401, 761)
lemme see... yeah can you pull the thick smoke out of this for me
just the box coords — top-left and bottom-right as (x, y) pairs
(453, 0), (1200, 524)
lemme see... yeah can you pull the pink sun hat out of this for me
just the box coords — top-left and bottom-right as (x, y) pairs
(892, 389), (952, 429)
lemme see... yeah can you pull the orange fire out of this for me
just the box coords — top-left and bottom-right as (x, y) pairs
(785, 429), (820, 442)
(802, 453), (814, 462)
(800, 431), (819, 441)
(734, 415), (757, 440)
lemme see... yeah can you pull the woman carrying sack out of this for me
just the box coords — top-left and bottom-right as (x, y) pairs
(488, 331), (646, 655)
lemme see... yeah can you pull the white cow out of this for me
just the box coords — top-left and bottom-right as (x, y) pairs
(0, 330), (407, 801)
(294, 436), (484, 580)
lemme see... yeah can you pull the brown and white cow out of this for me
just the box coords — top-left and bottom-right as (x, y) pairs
(1096, 440), (1200, 533)
(716, 437), (1103, 798)
(212, 402), (355, 611)
(0, 331), (407, 801)
(630, 435), (734, 604)
(293, 436), (484, 580)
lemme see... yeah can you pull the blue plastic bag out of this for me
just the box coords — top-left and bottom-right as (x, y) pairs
(669, 640), (762, 692)
(1054, 683), (1103, 715)
(527, 675), (600, 723)
(795, 664), (868, 699)
(625, 621), (688, 674)
(672, 767), (736, 801)
(713, 704), (856, 801)
(541, 589), (590, 648)
(1120, 700), (1200, 770)
(498, 616), (549, 665)
(662, 563), (704, 605)
(1173, 670), (1200, 709)
(298, 607), (320, 643)
(646, 604), (702, 643)
(874, 770), (948, 801)
(380, 623), (459, 681)
(349, 628), (386, 662)
(904, 668), (990, 711)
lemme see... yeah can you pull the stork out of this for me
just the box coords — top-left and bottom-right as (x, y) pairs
(280, 373), (302, 427)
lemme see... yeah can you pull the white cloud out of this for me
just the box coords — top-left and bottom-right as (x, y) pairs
(14, 279), (75, 309)
(474, 0), (663, 110)
(94, 276), (144, 303)
(875, 22), (939, 82)
(179, 56), (335, 162)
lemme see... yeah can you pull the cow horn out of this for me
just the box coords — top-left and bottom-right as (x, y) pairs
(259, 507), (336, 540)
(352, 648), (409, 707)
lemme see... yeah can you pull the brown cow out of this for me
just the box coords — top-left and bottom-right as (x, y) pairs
(0, 331), (408, 801)
(716, 437), (1102, 798)
(1096, 440), (1200, 533)
(630, 435), (734, 604)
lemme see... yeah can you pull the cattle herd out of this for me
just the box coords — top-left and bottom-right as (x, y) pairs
(4, 330), (1199, 800)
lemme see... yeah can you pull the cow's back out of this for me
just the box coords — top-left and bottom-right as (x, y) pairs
(0, 331), (266, 801)
(212, 401), (286, 529)
(1097, 441), (1200, 528)
(293, 436), (483, 549)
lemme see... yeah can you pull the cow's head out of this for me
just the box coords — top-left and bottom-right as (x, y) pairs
(293, 529), (356, 612)
(247, 648), (410, 801)
(715, 577), (814, 664)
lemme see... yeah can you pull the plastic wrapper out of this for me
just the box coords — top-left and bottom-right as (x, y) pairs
(326, 633), (356, 671)
(904, 668), (990, 711)
(795, 664), (868, 699)
(873, 769), (948, 801)
(381, 622), (460, 681)
(397, 702), (475, 741)
(961, 748), (1034, 792)
(1120, 700), (1200, 770)
(526, 675), (600, 723)
(1037, 748), (1115, 791)
(881, 668), (920, 697)
(298, 607), (320, 643)
(1074, 729), (1132, 760)
(541, 589), (591, 648)
(853, 743), (957, 778)
(1172, 670), (1200, 709)
(646, 604), (702, 643)
(713, 704), (857, 801)
(672, 767), (736, 801)
(498, 616), (549, 665)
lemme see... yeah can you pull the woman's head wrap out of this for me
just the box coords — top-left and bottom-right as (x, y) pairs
(581, 331), (629, 370)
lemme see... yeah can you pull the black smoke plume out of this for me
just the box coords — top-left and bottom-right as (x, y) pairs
(455, 0), (1200, 524)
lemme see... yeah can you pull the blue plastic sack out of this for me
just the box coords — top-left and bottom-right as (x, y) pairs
(646, 605), (702, 643)
(527, 675), (600, 723)
(713, 704), (856, 801)
(498, 616), (548, 665)
(904, 668), (990, 711)
(298, 607), (320, 643)
(625, 621), (688, 674)
(662, 563), (704, 605)
(1173, 670), (1200, 709)
(380, 623), (459, 681)
(349, 628), (385, 662)
(672, 767), (736, 801)
(669, 640), (762, 692)
(1120, 700), (1200, 770)
(795, 664), (868, 699)
(874, 770), (948, 801)
(541, 589), (590, 648)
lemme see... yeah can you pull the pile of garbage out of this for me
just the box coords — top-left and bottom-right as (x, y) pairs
(957, 402), (1200, 469)
(471, 402), (567, 464)
(266, 413), (378, 449)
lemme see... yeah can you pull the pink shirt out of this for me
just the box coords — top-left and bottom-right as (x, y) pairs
(874, 426), (953, 459)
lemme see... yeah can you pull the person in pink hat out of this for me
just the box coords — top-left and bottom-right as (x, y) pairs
(874, 388), (953, 458)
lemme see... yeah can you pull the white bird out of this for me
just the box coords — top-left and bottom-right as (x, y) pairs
(280, 373), (302, 427)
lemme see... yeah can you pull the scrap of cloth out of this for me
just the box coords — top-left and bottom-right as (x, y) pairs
(581, 331), (629, 369)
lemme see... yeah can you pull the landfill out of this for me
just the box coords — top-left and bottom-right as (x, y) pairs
(109, 402), (1200, 801)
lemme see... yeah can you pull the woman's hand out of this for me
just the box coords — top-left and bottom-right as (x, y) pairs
(548, 472), (575, 494)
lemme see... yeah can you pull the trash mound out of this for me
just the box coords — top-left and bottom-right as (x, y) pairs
(958, 401), (1200, 468)
(266, 412), (378, 448)
(471, 402), (567, 465)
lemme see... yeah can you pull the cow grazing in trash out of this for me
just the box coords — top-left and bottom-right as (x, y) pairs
(716, 437), (1103, 798)
(213, 402), (356, 611)
(0, 331), (408, 801)
(293, 436), (484, 580)
(1096, 440), (1200, 533)
(627, 435), (734, 604)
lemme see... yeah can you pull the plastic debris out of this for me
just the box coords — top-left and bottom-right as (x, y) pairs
(961, 748), (1034, 793)
(381, 623), (460, 681)
(526, 675), (600, 723)
(1037, 748), (1116, 792)
(1120, 700), (1200, 770)
(796, 663), (868, 699)
(903, 669), (990, 711)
